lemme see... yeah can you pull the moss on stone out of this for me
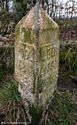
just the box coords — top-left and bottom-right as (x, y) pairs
(15, 26), (20, 39)
(15, 5), (60, 109)
(23, 28), (31, 42)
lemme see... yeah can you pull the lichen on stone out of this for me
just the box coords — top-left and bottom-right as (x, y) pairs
(15, 5), (60, 109)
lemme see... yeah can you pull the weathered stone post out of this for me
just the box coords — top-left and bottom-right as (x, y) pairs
(15, 4), (59, 111)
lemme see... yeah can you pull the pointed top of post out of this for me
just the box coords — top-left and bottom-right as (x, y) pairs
(16, 4), (59, 31)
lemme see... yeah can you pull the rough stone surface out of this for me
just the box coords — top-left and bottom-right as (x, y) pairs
(15, 5), (59, 108)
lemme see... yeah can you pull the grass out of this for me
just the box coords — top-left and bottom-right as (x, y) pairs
(0, 79), (28, 123)
(29, 105), (43, 125)
(0, 63), (5, 80)
(45, 91), (77, 125)
(0, 79), (21, 104)
(59, 44), (77, 78)
(0, 46), (14, 75)
(0, 80), (77, 125)
(54, 92), (77, 125)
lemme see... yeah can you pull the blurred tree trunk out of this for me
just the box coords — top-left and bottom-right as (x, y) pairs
(0, 0), (9, 12)
(33, 0), (45, 7)
(6, 0), (9, 11)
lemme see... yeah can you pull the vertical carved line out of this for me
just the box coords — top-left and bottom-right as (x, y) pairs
(34, 1), (40, 106)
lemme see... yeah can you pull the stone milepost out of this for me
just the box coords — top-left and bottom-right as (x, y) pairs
(15, 4), (60, 110)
